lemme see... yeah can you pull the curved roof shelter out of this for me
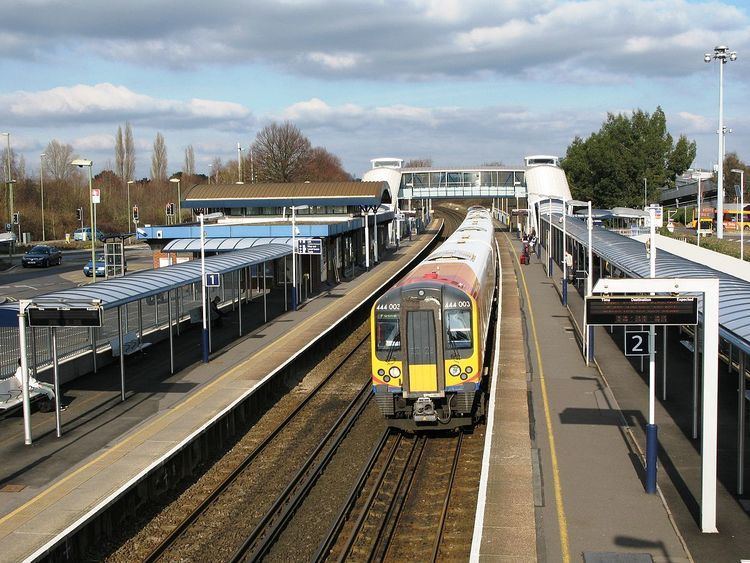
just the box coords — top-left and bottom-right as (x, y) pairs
(183, 181), (392, 208)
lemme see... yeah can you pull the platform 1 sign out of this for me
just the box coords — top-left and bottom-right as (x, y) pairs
(296, 238), (322, 255)
(205, 273), (221, 287)
(585, 295), (697, 326)
(624, 329), (650, 356)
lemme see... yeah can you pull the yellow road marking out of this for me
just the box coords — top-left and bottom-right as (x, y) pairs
(0, 234), (432, 529)
(503, 232), (570, 563)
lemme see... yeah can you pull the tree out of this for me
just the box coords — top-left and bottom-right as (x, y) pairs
(184, 145), (195, 177)
(252, 121), (311, 182)
(44, 140), (78, 182)
(303, 147), (351, 181)
(150, 132), (168, 182)
(723, 152), (749, 194)
(124, 122), (136, 181)
(561, 107), (696, 208)
(404, 158), (433, 168)
(115, 126), (125, 180)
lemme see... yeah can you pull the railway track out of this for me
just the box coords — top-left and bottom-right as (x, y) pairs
(124, 328), (374, 562)
(315, 425), (485, 562)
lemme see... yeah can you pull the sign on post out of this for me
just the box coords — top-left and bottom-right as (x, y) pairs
(585, 295), (698, 326)
(92, 188), (101, 204)
(624, 329), (650, 356)
(646, 204), (663, 228)
(296, 238), (322, 255)
(205, 273), (221, 287)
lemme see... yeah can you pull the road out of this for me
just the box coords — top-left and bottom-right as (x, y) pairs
(0, 246), (154, 301)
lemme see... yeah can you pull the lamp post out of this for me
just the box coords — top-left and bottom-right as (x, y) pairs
(169, 177), (182, 223)
(693, 169), (712, 247)
(40, 153), (46, 242)
(644, 177), (647, 208)
(237, 143), (243, 183)
(208, 164), (213, 185)
(732, 168), (745, 260)
(3, 133), (14, 258)
(562, 200), (568, 306)
(71, 159), (96, 284)
(199, 212), (208, 363)
(705, 45), (738, 239)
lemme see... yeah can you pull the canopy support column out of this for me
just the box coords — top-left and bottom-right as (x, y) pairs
(52, 328), (62, 438)
(168, 289), (174, 375)
(738, 351), (746, 495)
(138, 299), (143, 349)
(90, 327), (97, 373)
(284, 256), (288, 312)
(118, 306), (125, 402)
(693, 326), (700, 440)
(662, 327), (668, 401)
(238, 269), (243, 336)
(263, 261), (268, 323)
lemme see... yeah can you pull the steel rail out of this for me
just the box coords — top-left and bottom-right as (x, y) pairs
(430, 432), (464, 561)
(230, 378), (373, 562)
(142, 332), (370, 563)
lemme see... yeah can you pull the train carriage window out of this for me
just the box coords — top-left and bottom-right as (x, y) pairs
(376, 314), (401, 353)
(445, 309), (472, 349)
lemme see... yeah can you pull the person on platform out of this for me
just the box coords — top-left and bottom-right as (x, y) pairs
(211, 296), (228, 328)
(13, 358), (63, 410)
(565, 251), (574, 282)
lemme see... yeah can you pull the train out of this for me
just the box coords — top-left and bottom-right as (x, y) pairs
(370, 206), (497, 430)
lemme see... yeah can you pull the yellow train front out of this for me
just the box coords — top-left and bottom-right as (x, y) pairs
(370, 206), (496, 430)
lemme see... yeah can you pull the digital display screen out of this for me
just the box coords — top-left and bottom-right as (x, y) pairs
(27, 307), (103, 327)
(586, 296), (697, 326)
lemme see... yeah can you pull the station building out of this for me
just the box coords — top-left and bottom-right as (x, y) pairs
(136, 180), (410, 301)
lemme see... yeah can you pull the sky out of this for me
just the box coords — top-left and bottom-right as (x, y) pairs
(1, 0), (749, 179)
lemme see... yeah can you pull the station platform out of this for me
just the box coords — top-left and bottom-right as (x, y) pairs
(509, 232), (750, 562)
(0, 225), (440, 562)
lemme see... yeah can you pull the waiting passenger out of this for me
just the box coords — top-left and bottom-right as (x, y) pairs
(13, 358), (61, 408)
(211, 296), (228, 328)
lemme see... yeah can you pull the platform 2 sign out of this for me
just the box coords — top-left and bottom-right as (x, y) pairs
(585, 296), (697, 326)
(27, 306), (103, 327)
(624, 329), (650, 356)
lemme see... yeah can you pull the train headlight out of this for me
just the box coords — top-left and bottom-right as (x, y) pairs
(389, 366), (401, 378)
(465, 366), (473, 374)
(460, 373), (468, 380)
(449, 364), (461, 376)
(377, 369), (385, 376)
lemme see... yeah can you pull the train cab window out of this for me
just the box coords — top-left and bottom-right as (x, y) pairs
(445, 309), (472, 350)
(376, 315), (401, 357)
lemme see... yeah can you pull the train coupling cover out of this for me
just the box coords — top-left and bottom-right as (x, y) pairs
(413, 397), (437, 422)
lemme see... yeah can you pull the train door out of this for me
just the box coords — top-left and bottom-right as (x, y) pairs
(402, 299), (445, 396)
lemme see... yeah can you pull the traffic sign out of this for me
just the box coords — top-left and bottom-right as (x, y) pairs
(586, 296), (698, 326)
(205, 273), (220, 287)
(624, 329), (650, 356)
(296, 238), (322, 255)
(92, 188), (101, 204)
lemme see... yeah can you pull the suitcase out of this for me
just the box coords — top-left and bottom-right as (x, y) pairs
(520, 253), (527, 265)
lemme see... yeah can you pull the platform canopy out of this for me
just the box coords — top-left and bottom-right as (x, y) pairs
(0, 244), (291, 325)
(183, 181), (392, 208)
(163, 237), (292, 253)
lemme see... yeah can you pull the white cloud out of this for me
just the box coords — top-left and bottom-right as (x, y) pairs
(73, 133), (115, 151)
(0, 83), (252, 129)
(307, 51), (362, 70)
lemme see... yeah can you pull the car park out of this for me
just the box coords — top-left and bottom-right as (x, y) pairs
(21, 245), (62, 268)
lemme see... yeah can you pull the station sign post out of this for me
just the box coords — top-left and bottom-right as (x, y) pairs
(585, 277), (719, 533)
(205, 273), (221, 287)
(295, 238), (322, 255)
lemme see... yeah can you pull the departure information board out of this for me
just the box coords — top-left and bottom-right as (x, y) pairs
(585, 296), (698, 326)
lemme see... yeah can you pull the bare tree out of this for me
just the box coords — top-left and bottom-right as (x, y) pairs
(124, 122), (135, 181)
(150, 132), (168, 182)
(0, 148), (23, 184)
(210, 156), (223, 183)
(115, 126), (125, 179)
(44, 140), (77, 181)
(252, 121), (311, 183)
(404, 158), (433, 168)
(304, 147), (351, 181)
(184, 145), (195, 176)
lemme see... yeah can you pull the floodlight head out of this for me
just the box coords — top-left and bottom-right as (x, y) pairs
(127, 180), (135, 185)
(731, 169), (743, 174)
(70, 158), (92, 167)
(704, 54), (712, 62)
(730, 51), (737, 61)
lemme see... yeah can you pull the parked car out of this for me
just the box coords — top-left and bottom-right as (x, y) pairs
(83, 254), (128, 277)
(73, 228), (106, 242)
(22, 245), (62, 268)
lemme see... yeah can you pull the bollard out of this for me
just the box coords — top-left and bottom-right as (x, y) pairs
(646, 423), (658, 493)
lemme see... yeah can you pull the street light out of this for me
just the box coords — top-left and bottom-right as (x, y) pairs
(71, 158), (96, 284)
(40, 153), (46, 242)
(705, 45), (738, 239)
(732, 168), (745, 260)
(169, 177), (182, 223)
(692, 169), (712, 247)
(2, 133), (14, 257)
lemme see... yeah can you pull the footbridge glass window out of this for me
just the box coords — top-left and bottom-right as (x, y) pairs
(445, 309), (472, 350)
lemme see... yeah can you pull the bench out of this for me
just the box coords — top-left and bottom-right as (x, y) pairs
(680, 339), (695, 353)
(111, 332), (152, 357)
(0, 376), (46, 414)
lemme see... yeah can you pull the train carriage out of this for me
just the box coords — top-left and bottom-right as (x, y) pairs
(371, 206), (497, 430)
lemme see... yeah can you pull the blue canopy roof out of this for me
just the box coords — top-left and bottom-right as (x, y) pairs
(0, 244), (291, 326)
(549, 214), (750, 353)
